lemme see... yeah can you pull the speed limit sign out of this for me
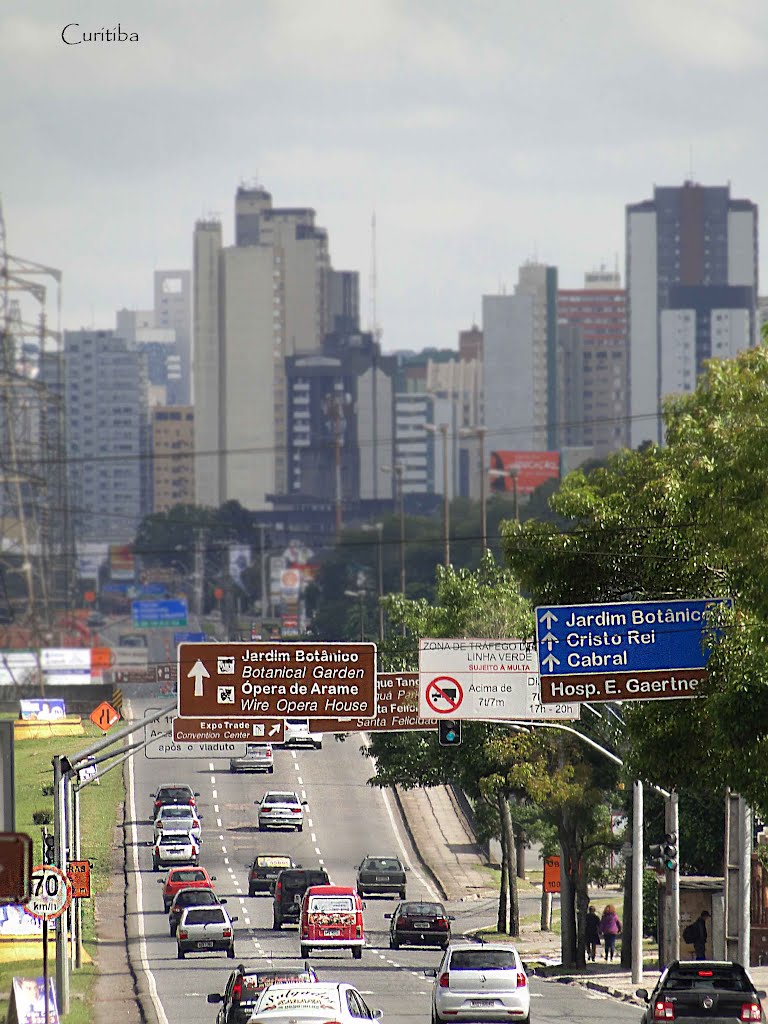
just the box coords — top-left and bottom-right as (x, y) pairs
(24, 864), (72, 920)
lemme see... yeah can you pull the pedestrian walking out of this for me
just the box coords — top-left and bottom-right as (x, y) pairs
(585, 905), (601, 962)
(684, 910), (710, 960)
(600, 903), (622, 961)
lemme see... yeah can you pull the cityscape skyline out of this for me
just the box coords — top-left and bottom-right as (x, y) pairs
(3, 1), (768, 352)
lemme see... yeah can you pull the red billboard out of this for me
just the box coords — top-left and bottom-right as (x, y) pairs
(490, 451), (560, 496)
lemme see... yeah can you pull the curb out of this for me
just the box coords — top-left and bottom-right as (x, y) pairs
(391, 785), (450, 901)
(543, 973), (644, 1006)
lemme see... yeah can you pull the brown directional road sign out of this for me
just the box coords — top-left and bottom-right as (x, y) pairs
(172, 717), (285, 744)
(539, 669), (707, 704)
(309, 672), (438, 734)
(177, 642), (377, 719)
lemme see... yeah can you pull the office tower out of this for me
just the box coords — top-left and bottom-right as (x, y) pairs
(62, 330), (147, 541)
(394, 392), (435, 494)
(154, 270), (192, 404)
(626, 181), (758, 447)
(151, 406), (195, 513)
(482, 292), (535, 453)
(515, 263), (559, 449)
(558, 270), (628, 456)
(193, 186), (344, 511)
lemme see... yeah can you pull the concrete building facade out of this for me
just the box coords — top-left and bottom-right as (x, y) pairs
(151, 406), (195, 513)
(626, 181), (758, 447)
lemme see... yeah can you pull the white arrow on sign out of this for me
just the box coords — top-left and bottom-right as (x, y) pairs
(540, 610), (558, 628)
(268, 724), (281, 736)
(540, 631), (559, 651)
(187, 659), (210, 697)
(542, 653), (560, 671)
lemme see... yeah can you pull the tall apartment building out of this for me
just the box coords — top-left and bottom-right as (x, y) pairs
(515, 263), (559, 449)
(151, 406), (195, 513)
(627, 181), (758, 447)
(482, 292), (535, 453)
(558, 270), (628, 457)
(193, 185), (351, 512)
(155, 270), (192, 404)
(61, 330), (147, 541)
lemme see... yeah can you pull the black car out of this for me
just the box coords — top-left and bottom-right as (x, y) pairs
(207, 964), (318, 1024)
(356, 855), (408, 898)
(168, 886), (226, 936)
(636, 960), (766, 1023)
(248, 854), (296, 896)
(150, 783), (199, 818)
(272, 867), (330, 929)
(385, 900), (454, 949)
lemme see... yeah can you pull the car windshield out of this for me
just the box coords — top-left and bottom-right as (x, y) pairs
(363, 858), (402, 871)
(664, 967), (752, 992)
(171, 869), (206, 882)
(160, 807), (192, 818)
(265, 793), (298, 805)
(403, 902), (443, 917)
(451, 950), (518, 970)
(158, 788), (192, 802)
(176, 890), (217, 906)
(256, 987), (339, 1014)
(184, 908), (225, 925)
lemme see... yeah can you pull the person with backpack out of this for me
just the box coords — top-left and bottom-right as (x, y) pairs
(599, 904), (622, 961)
(683, 910), (710, 959)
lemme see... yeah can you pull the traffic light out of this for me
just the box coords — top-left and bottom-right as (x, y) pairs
(438, 720), (462, 747)
(42, 830), (56, 865)
(662, 832), (678, 872)
(648, 841), (664, 870)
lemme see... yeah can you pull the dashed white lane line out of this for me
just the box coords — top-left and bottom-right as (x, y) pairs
(209, 762), (215, 772)
(214, 804), (220, 813)
(224, 858), (230, 865)
(291, 751), (297, 759)
(217, 818), (223, 828)
(318, 858), (324, 865)
(311, 833), (317, 843)
(219, 834), (224, 841)
(314, 847), (321, 855)
(212, 789), (218, 799)
(221, 845), (228, 854)
(294, 762), (300, 771)
(302, 792), (307, 802)
(297, 776), (303, 785)
(307, 818), (313, 827)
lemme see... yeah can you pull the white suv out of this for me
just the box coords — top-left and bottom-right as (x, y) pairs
(283, 718), (323, 750)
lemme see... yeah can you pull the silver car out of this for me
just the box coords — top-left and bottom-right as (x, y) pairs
(230, 743), (274, 774)
(153, 804), (202, 839)
(427, 944), (531, 1024)
(256, 791), (307, 832)
(176, 904), (238, 959)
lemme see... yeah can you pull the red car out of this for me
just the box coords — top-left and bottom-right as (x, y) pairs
(159, 866), (216, 912)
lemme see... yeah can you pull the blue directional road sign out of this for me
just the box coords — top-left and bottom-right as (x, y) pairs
(535, 598), (727, 704)
(174, 631), (206, 646)
(132, 599), (188, 628)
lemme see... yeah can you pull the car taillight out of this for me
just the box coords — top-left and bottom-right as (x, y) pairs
(435, 917), (449, 930)
(516, 972), (527, 988)
(275, 882), (282, 897)
(232, 980), (242, 1002)
(439, 973), (450, 988)
(291, 807), (302, 813)
(223, 928), (232, 938)
(178, 930), (188, 940)
(653, 1001), (675, 1021)
(193, 818), (199, 828)
(397, 916), (408, 927)
(741, 1004), (762, 1022)
(262, 807), (272, 813)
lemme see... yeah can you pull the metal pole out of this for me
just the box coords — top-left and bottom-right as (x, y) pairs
(73, 786), (82, 969)
(667, 791), (680, 964)
(67, 780), (75, 972)
(632, 780), (644, 984)
(511, 468), (519, 522)
(397, 465), (406, 595)
(43, 917), (50, 1024)
(53, 756), (69, 1014)
(441, 424), (450, 566)
(740, 799), (752, 966)
(479, 427), (487, 552)
(194, 527), (204, 616)
(376, 524), (384, 642)
(259, 524), (269, 620)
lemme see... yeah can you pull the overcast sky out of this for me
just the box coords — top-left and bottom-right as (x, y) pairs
(2, 0), (767, 353)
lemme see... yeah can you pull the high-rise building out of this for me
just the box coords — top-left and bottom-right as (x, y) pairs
(626, 181), (758, 447)
(515, 263), (559, 449)
(558, 270), (628, 457)
(482, 292), (535, 453)
(154, 270), (192, 404)
(193, 185), (350, 511)
(151, 406), (195, 513)
(61, 330), (147, 541)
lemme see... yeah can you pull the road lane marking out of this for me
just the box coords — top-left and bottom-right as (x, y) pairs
(217, 818), (223, 827)
(302, 792), (307, 801)
(214, 804), (220, 813)
(291, 751), (297, 758)
(294, 762), (300, 771)
(307, 818), (313, 827)
(311, 833), (317, 842)
(212, 789), (217, 798)
(225, 858), (230, 865)
(297, 776), (303, 785)
(221, 845), (227, 854)
(318, 858), (324, 865)
(209, 762), (215, 771)
(315, 847), (321, 854)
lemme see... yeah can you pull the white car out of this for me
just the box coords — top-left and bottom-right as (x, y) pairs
(150, 831), (200, 871)
(248, 983), (382, 1024)
(176, 904), (237, 959)
(283, 719), (323, 750)
(153, 804), (202, 840)
(256, 791), (307, 832)
(427, 944), (530, 1024)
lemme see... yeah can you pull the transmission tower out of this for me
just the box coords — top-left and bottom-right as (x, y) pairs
(0, 199), (71, 644)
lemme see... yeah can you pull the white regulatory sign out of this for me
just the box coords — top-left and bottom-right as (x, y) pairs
(418, 638), (580, 721)
(144, 708), (248, 760)
(25, 864), (72, 920)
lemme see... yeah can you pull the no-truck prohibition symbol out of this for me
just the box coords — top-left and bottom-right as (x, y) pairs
(424, 676), (464, 715)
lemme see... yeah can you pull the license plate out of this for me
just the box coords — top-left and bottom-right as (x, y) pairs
(323, 929), (341, 936)
(469, 1000), (496, 1007)
(196, 940), (214, 949)
(376, 876), (389, 881)
(415, 921), (431, 928)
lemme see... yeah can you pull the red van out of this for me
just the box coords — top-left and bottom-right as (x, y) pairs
(299, 885), (365, 960)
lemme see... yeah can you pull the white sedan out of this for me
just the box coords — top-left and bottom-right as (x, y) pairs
(427, 944), (530, 1024)
(256, 791), (307, 832)
(248, 983), (382, 1024)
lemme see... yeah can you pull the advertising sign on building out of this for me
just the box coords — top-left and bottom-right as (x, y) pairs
(40, 649), (92, 686)
(489, 451), (560, 496)
(108, 544), (135, 581)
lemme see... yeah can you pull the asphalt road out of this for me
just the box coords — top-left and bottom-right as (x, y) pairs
(123, 698), (639, 1024)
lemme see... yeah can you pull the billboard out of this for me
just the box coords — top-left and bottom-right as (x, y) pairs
(490, 451), (560, 496)
(109, 544), (135, 581)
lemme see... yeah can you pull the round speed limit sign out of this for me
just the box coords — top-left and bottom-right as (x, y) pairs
(25, 864), (72, 920)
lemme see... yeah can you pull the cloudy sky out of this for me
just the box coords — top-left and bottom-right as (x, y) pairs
(2, 0), (767, 352)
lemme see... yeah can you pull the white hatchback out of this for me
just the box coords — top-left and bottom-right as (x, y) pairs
(150, 831), (200, 871)
(176, 904), (237, 959)
(427, 944), (530, 1024)
(153, 804), (201, 840)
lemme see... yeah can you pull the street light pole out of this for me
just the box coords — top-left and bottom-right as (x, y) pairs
(424, 424), (450, 566)
(460, 424), (488, 552)
(362, 523), (384, 642)
(510, 466), (520, 523)
(382, 463), (406, 595)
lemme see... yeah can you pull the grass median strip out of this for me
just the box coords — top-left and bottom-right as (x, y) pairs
(1, 717), (126, 1023)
